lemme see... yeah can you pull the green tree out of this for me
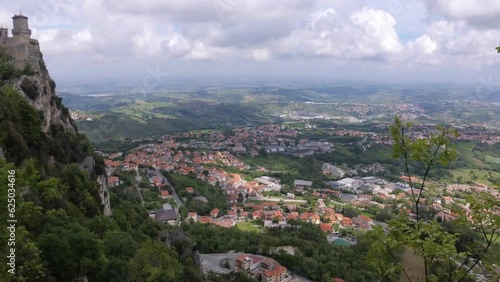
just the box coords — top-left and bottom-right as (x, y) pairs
(128, 241), (183, 282)
(367, 117), (500, 282)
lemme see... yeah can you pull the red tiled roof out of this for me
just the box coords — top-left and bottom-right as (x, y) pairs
(320, 223), (333, 232)
(263, 265), (286, 278)
(199, 216), (210, 224)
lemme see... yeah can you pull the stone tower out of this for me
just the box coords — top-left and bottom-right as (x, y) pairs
(12, 14), (31, 42)
(0, 26), (8, 38)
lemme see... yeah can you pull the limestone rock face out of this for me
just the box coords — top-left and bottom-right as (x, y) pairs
(8, 40), (76, 133)
(97, 175), (112, 217)
(3, 38), (112, 216)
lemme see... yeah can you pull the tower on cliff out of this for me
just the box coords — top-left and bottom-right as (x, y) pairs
(0, 25), (8, 38)
(12, 14), (31, 42)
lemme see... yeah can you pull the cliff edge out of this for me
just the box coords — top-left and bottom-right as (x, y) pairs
(0, 14), (111, 216)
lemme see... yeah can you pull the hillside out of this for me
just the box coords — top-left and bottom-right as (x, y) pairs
(0, 16), (201, 282)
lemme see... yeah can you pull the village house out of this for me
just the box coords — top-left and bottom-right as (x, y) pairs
(210, 208), (220, 218)
(320, 223), (333, 233)
(441, 196), (454, 205)
(227, 210), (238, 219)
(160, 190), (170, 199)
(107, 176), (121, 187)
(236, 255), (255, 271)
(322, 163), (345, 178)
(154, 209), (178, 225)
(294, 180), (313, 189)
(262, 262), (288, 282)
(187, 212), (198, 223)
(198, 216), (211, 224)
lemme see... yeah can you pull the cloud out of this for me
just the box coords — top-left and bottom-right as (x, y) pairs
(0, 0), (498, 82)
(251, 48), (271, 62)
(276, 8), (404, 61)
(422, 0), (500, 28)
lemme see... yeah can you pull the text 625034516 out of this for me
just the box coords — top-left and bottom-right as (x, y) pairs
(6, 169), (16, 275)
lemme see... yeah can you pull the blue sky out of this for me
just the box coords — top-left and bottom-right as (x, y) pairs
(0, 0), (499, 85)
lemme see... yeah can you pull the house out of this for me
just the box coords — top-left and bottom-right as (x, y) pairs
(198, 216), (211, 224)
(252, 211), (262, 220)
(294, 180), (313, 189)
(211, 219), (235, 228)
(210, 208), (220, 218)
(341, 217), (353, 227)
(227, 210), (238, 219)
(441, 196), (454, 205)
(436, 210), (459, 221)
(320, 223), (333, 233)
(322, 163), (345, 178)
(186, 187), (195, 193)
(351, 217), (370, 229)
(154, 209), (178, 225)
(107, 176), (120, 187)
(358, 215), (373, 225)
(262, 265), (287, 282)
(261, 258), (278, 270)
(254, 176), (282, 191)
(236, 255), (254, 271)
(299, 212), (321, 224)
(240, 211), (249, 219)
(332, 178), (363, 192)
(160, 190), (170, 199)
(187, 212), (198, 223)
(286, 212), (299, 220)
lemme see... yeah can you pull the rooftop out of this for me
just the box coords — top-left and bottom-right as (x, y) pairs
(154, 209), (177, 222)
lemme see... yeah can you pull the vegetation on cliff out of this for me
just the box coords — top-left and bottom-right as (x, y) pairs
(0, 68), (200, 281)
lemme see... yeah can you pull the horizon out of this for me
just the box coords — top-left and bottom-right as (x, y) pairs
(0, 0), (499, 85)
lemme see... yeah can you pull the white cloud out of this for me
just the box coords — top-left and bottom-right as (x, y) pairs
(410, 35), (437, 55)
(0, 0), (498, 82)
(184, 42), (233, 60)
(251, 48), (271, 62)
(276, 8), (404, 60)
(423, 0), (500, 28)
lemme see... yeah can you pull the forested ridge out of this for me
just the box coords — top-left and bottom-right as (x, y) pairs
(0, 71), (201, 281)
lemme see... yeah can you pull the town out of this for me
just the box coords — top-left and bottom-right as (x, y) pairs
(99, 123), (500, 282)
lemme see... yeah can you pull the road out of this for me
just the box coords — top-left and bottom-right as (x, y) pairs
(200, 253), (317, 281)
(151, 170), (183, 225)
(134, 170), (144, 206)
(152, 170), (182, 207)
(249, 196), (307, 203)
(200, 253), (245, 274)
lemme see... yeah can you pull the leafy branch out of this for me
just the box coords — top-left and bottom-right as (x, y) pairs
(369, 117), (499, 282)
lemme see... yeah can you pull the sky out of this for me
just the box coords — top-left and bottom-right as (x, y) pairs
(0, 0), (499, 85)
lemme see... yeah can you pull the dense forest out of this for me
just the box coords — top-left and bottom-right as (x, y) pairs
(0, 83), (200, 281)
(183, 221), (386, 282)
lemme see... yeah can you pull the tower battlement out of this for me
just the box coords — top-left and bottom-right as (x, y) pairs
(0, 13), (32, 44)
(0, 14), (39, 71)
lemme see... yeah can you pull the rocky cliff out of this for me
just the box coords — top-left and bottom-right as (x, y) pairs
(0, 38), (112, 216)
(8, 39), (75, 133)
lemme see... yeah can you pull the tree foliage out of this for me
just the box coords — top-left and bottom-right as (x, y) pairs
(184, 222), (382, 281)
(367, 117), (500, 282)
